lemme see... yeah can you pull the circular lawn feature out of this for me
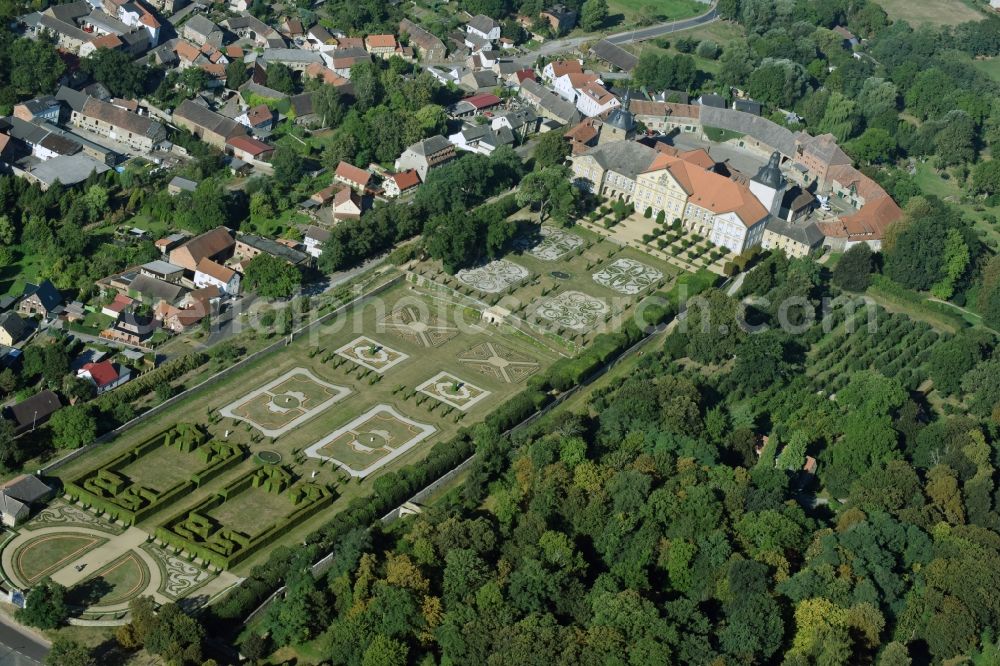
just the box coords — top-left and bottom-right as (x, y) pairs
(356, 432), (388, 449)
(255, 450), (283, 465)
(272, 394), (302, 409)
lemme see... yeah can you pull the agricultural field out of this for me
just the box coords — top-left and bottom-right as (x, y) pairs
(877, 0), (984, 26)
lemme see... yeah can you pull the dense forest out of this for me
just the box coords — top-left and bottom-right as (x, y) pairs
(244, 250), (1000, 665)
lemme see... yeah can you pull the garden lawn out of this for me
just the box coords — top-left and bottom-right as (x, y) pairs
(52, 276), (558, 575)
(206, 485), (295, 538)
(118, 444), (207, 493)
(606, 0), (706, 29)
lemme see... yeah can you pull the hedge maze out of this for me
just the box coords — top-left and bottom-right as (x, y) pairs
(155, 466), (335, 569)
(65, 424), (246, 526)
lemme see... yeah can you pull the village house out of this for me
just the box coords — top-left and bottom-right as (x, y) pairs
(224, 15), (285, 48)
(169, 226), (236, 275)
(395, 135), (457, 182)
(542, 59), (583, 84)
(194, 258), (240, 295)
(540, 5), (578, 33)
(140, 259), (185, 284)
(181, 14), (223, 46)
(77, 359), (132, 394)
(519, 79), (582, 125)
(0, 475), (54, 526)
(365, 34), (397, 58)
(173, 99), (247, 150)
(226, 135), (275, 162)
(17, 280), (62, 319)
(303, 226), (331, 258)
(334, 161), (373, 192)
(332, 186), (364, 221)
(70, 96), (167, 153)
(12, 97), (60, 124)
(5, 391), (61, 435)
(383, 170), (420, 197)
(399, 19), (447, 61)
(466, 14), (501, 43)
(574, 80), (620, 118)
(103, 311), (159, 345)
(0, 312), (30, 346)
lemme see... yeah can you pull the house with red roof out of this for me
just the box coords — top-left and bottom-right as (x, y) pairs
(78, 360), (132, 394)
(365, 34), (397, 58)
(102, 293), (134, 319)
(384, 170), (421, 197)
(334, 161), (373, 191)
(226, 135), (275, 162)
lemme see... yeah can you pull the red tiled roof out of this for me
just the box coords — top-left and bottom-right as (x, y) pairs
(547, 59), (582, 77)
(226, 134), (273, 156)
(391, 169), (420, 190)
(365, 34), (396, 49)
(83, 360), (118, 387)
(464, 93), (502, 109)
(105, 294), (133, 313)
(246, 104), (272, 126)
(90, 33), (122, 49)
(335, 161), (372, 187)
(195, 258), (236, 283)
(515, 69), (536, 83)
(175, 40), (200, 62)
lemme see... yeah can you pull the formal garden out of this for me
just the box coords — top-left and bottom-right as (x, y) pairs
(13, 278), (555, 592)
(411, 223), (682, 348)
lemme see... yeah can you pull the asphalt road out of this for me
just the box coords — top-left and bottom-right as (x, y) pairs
(0, 616), (47, 666)
(605, 6), (719, 45)
(511, 3), (718, 65)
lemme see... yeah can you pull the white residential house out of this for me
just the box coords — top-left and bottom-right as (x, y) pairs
(303, 226), (330, 258)
(466, 14), (501, 43)
(574, 80), (620, 118)
(194, 258), (240, 295)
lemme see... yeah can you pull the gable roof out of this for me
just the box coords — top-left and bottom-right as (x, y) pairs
(81, 97), (164, 139)
(583, 140), (658, 180)
(365, 34), (396, 49)
(246, 104), (273, 126)
(21, 280), (61, 311)
(467, 14), (499, 34)
(82, 360), (119, 387)
(406, 134), (453, 156)
(195, 257), (236, 283)
(391, 169), (421, 190)
(171, 226), (234, 270)
(0, 312), (30, 341)
(464, 93), (502, 109)
(546, 59), (583, 78)
(589, 39), (638, 72)
(174, 99), (245, 139)
(7, 390), (61, 430)
(128, 273), (186, 303)
(335, 161), (372, 187)
(0, 474), (52, 504)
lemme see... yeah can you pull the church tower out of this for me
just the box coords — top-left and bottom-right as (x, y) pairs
(749, 151), (786, 217)
(598, 89), (637, 144)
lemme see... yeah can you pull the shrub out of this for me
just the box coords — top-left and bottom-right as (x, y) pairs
(644, 206), (652, 218)
(656, 210), (666, 224)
